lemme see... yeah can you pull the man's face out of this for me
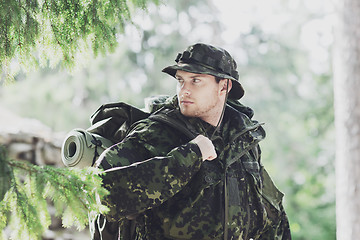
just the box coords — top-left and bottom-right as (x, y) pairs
(175, 70), (224, 124)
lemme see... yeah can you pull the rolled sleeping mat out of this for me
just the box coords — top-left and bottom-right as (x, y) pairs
(61, 129), (113, 168)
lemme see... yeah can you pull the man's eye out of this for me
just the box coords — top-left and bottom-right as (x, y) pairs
(192, 78), (200, 83)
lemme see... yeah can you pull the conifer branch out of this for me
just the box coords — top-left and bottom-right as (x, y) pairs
(0, 145), (109, 239)
(0, 0), (161, 81)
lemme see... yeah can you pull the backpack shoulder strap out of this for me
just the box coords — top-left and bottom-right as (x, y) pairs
(149, 113), (196, 140)
(148, 107), (198, 140)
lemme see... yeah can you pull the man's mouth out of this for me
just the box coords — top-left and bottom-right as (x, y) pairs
(180, 100), (194, 105)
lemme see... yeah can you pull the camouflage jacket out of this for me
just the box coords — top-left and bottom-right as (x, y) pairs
(98, 96), (291, 240)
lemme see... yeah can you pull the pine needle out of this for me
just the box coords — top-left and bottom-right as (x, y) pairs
(0, 145), (109, 240)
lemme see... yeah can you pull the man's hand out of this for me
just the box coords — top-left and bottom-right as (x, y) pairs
(191, 135), (217, 161)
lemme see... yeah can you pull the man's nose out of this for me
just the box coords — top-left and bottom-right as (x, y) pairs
(179, 81), (191, 95)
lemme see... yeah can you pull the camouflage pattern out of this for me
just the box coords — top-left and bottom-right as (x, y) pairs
(97, 96), (291, 240)
(162, 43), (245, 100)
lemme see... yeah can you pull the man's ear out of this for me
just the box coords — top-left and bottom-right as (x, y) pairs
(220, 79), (232, 95)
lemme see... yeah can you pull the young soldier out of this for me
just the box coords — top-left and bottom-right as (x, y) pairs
(95, 43), (291, 239)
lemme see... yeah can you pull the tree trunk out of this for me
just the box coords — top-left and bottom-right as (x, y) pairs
(333, 0), (360, 238)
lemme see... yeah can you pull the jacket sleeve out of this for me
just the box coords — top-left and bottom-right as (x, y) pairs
(249, 146), (291, 239)
(258, 167), (292, 239)
(96, 120), (203, 221)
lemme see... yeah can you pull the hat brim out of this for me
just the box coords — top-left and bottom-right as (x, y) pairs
(162, 62), (244, 99)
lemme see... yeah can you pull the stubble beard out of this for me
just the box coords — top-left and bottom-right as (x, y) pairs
(179, 97), (220, 122)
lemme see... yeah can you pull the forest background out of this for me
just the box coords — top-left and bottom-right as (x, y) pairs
(0, 0), (335, 239)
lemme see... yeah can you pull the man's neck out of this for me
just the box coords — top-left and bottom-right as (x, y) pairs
(200, 101), (226, 126)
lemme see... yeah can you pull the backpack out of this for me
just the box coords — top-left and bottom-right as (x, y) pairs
(87, 96), (197, 240)
(88, 96), (255, 240)
(87, 100), (196, 144)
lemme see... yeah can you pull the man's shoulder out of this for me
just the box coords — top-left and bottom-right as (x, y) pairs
(127, 113), (190, 141)
(224, 105), (266, 140)
(225, 105), (259, 126)
(128, 117), (167, 135)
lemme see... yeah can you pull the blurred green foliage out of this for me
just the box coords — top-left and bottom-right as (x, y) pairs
(0, 0), (160, 80)
(0, 0), (335, 239)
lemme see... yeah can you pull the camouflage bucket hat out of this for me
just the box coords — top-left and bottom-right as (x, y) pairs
(162, 43), (245, 99)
